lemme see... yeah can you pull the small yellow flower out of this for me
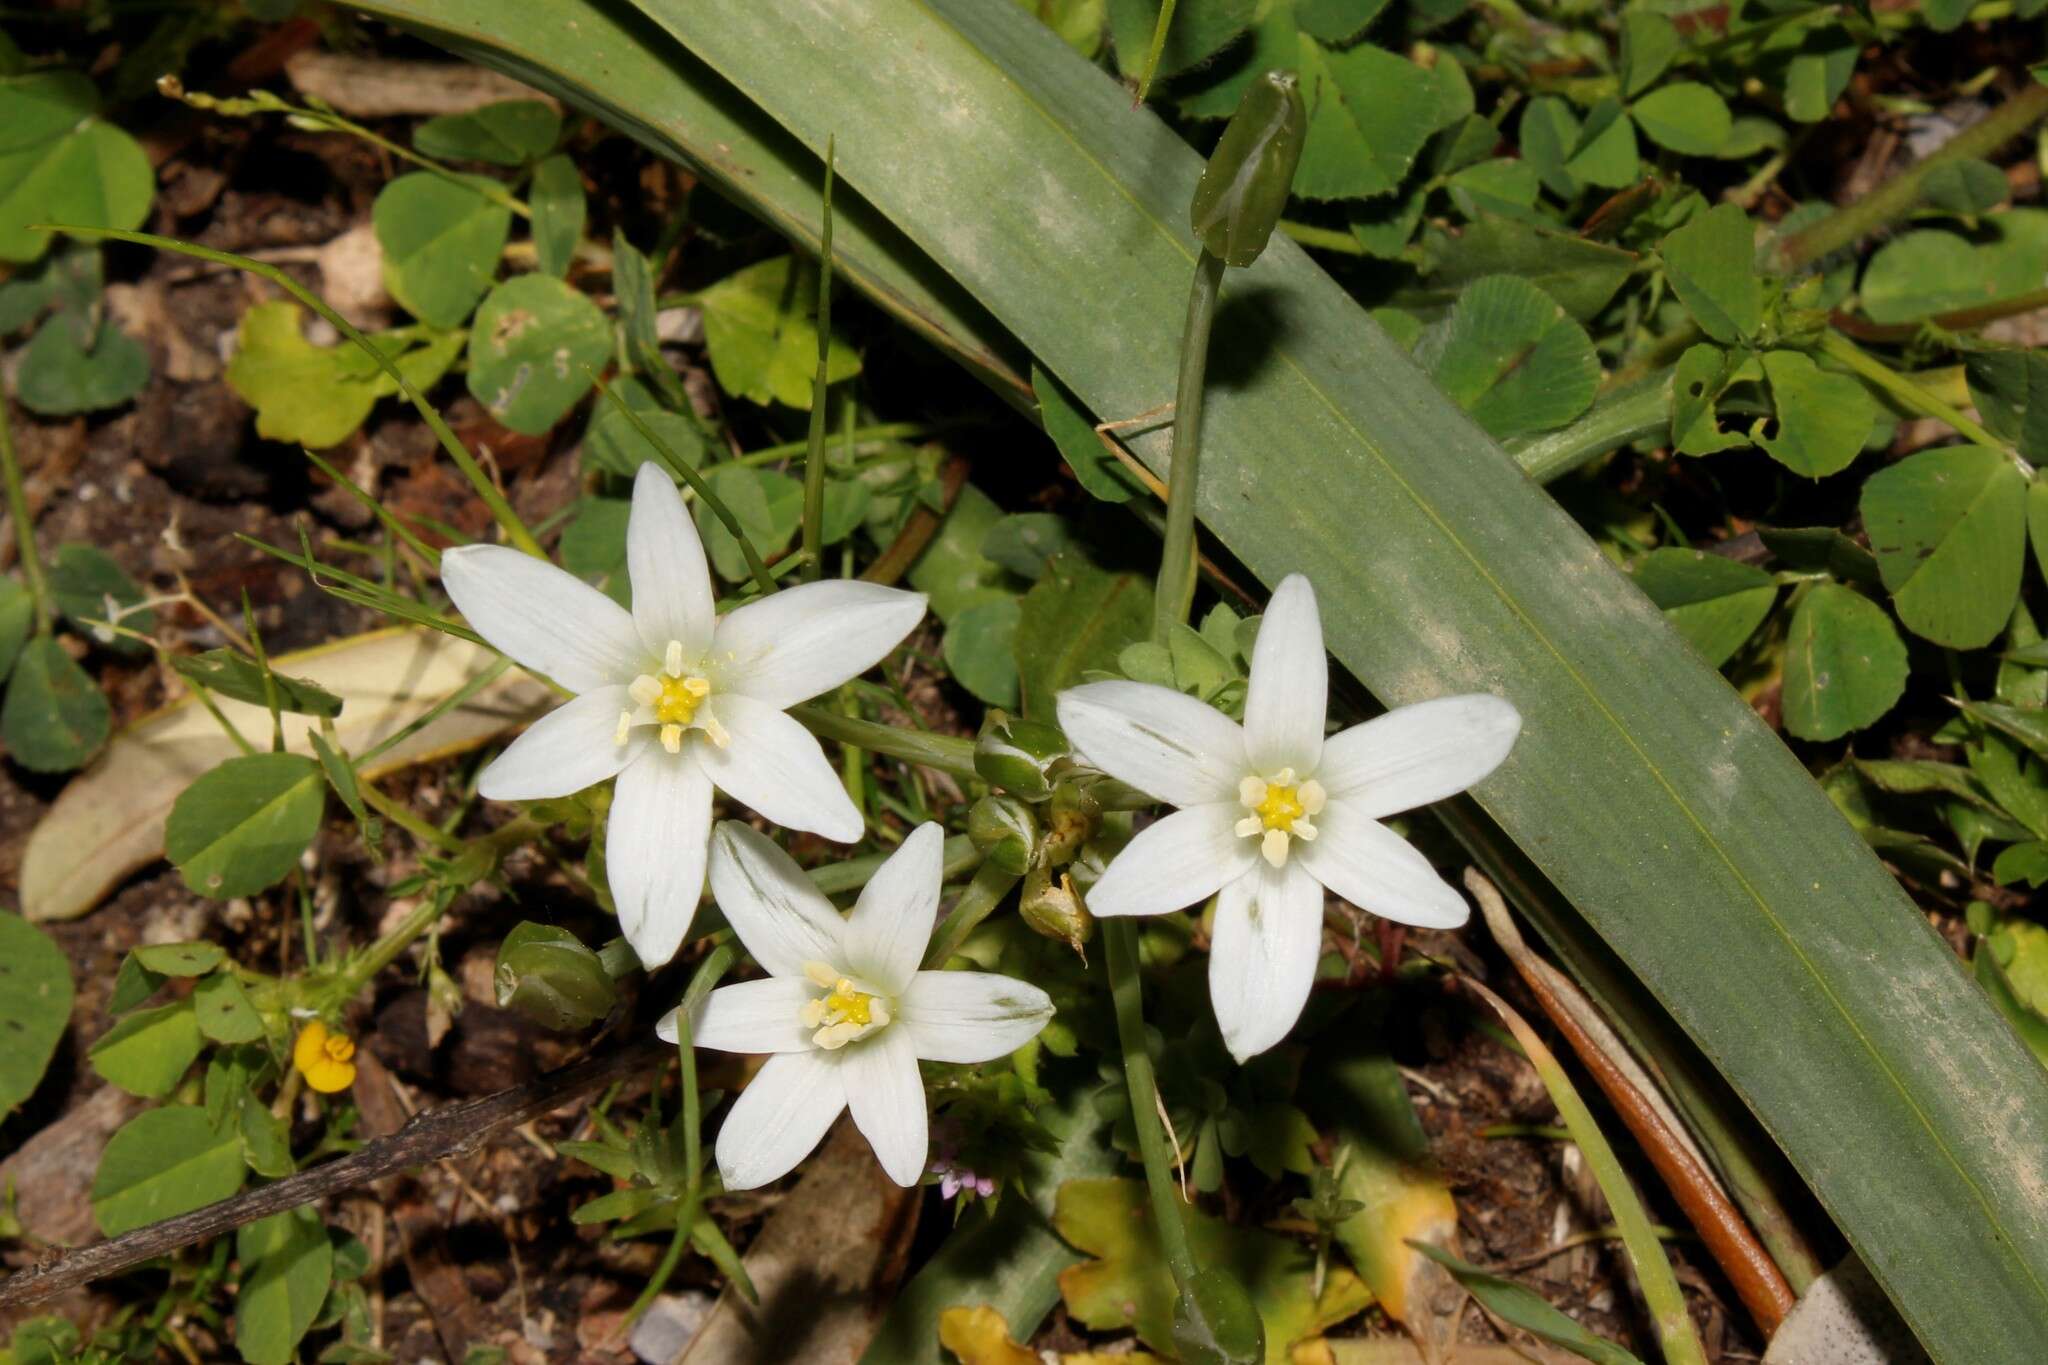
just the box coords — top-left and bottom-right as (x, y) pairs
(292, 1020), (357, 1093)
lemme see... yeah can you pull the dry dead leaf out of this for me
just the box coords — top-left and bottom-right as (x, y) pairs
(21, 628), (549, 922)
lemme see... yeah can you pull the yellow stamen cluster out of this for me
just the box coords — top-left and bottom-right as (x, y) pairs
(1235, 768), (1325, 867)
(799, 961), (892, 1049)
(292, 1020), (357, 1093)
(620, 640), (728, 753)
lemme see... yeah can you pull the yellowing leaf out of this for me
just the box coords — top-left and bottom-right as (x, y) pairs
(226, 301), (462, 448)
(1054, 1178), (1371, 1363)
(940, 1303), (1167, 1364)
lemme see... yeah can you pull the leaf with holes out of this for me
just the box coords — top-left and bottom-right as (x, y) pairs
(1862, 445), (2027, 649)
(1754, 350), (1873, 479)
(1782, 585), (1909, 742)
(165, 753), (327, 900)
(1631, 550), (1777, 669)
(1422, 276), (1597, 439)
(465, 272), (611, 433)
(1670, 343), (1748, 456)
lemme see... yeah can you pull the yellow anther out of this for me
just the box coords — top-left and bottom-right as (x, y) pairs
(1257, 784), (1306, 832)
(1239, 774), (1325, 867)
(654, 674), (710, 725)
(796, 963), (891, 1049)
(293, 1020), (357, 1094)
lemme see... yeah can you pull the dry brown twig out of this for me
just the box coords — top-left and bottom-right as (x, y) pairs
(0, 1035), (667, 1311)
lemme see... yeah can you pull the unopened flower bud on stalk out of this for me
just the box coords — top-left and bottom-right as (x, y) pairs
(1189, 71), (1307, 269)
(968, 794), (1039, 876)
(495, 921), (618, 1031)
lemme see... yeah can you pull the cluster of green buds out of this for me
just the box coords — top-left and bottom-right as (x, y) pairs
(967, 711), (1131, 957)
(495, 921), (639, 1031)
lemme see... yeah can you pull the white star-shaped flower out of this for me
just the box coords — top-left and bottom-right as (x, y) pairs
(441, 463), (927, 968)
(660, 821), (1055, 1189)
(1056, 574), (1519, 1061)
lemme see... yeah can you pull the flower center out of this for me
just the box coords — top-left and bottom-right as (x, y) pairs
(618, 639), (729, 754)
(799, 961), (893, 1049)
(1235, 768), (1325, 868)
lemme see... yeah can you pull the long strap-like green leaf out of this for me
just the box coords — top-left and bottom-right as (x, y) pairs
(354, 1), (2048, 1358)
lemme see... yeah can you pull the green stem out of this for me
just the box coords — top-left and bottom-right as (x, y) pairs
(1771, 83), (2048, 272)
(1278, 220), (1366, 256)
(1464, 975), (1710, 1365)
(1132, 0), (1179, 104)
(733, 421), (937, 467)
(360, 783), (465, 854)
(801, 139), (837, 584)
(923, 861), (1020, 968)
(593, 377), (780, 597)
(60, 228), (543, 557)
(1818, 330), (2027, 471)
(812, 833), (980, 897)
(1504, 369), (1674, 484)
(164, 81), (530, 218)
(791, 705), (979, 782)
(1104, 917), (1200, 1293)
(0, 399), (51, 634)
(1154, 250), (1226, 643)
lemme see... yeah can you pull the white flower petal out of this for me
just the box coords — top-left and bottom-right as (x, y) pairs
(1298, 801), (1469, 929)
(707, 821), (848, 979)
(607, 749), (712, 968)
(628, 462), (718, 661)
(1056, 681), (1246, 807)
(842, 1027), (927, 1188)
(1315, 695), (1521, 817)
(697, 694), (864, 842)
(1086, 802), (1255, 918)
(842, 822), (944, 995)
(710, 580), (927, 709)
(1243, 574), (1327, 776)
(898, 970), (1053, 1063)
(715, 1049), (846, 1191)
(661, 976), (816, 1054)
(476, 686), (644, 801)
(441, 543), (645, 692)
(1208, 863), (1323, 1062)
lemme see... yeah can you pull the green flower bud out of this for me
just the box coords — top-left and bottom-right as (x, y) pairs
(973, 709), (1070, 800)
(1190, 71), (1307, 269)
(969, 794), (1040, 876)
(495, 922), (618, 1032)
(1020, 862), (1094, 959)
